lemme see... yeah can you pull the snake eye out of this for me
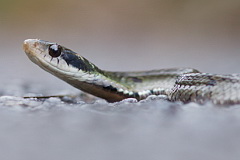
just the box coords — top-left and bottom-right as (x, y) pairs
(49, 44), (62, 57)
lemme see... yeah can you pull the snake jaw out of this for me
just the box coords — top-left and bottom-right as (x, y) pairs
(23, 39), (72, 76)
(23, 39), (108, 84)
(23, 39), (50, 65)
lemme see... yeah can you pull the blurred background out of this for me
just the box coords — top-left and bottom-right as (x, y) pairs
(1, 1), (240, 160)
(1, 0), (240, 80)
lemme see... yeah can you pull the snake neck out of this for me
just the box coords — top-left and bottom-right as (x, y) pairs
(100, 68), (200, 101)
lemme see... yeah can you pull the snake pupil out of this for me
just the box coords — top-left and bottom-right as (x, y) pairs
(49, 44), (62, 57)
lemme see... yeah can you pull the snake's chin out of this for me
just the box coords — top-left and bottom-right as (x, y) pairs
(23, 39), (81, 78)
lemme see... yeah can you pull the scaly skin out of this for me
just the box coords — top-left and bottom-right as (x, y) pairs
(170, 73), (240, 105)
(23, 39), (240, 105)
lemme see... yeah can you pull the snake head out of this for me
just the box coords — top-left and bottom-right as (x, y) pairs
(23, 39), (127, 101)
(23, 39), (97, 75)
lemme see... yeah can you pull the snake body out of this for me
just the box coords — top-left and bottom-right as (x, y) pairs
(23, 39), (240, 105)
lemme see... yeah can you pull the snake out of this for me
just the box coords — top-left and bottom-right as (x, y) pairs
(23, 39), (240, 105)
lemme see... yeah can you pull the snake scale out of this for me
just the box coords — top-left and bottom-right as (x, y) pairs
(23, 39), (240, 105)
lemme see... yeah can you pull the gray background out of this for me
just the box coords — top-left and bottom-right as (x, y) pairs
(0, 0), (240, 160)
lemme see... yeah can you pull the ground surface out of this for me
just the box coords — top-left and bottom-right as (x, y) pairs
(1, 51), (240, 160)
(1, 1), (240, 158)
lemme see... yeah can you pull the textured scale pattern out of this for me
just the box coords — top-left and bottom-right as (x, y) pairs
(170, 73), (240, 104)
(23, 39), (240, 105)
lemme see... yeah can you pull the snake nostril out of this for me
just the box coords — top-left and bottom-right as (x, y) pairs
(49, 44), (62, 57)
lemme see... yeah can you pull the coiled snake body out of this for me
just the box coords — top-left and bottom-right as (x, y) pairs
(23, 39), (240, 105)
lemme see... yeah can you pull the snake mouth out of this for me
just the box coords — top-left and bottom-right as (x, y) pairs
(23, 39), (50, 55)
(23, 39), (39, 59)
(23, 39), (45, 70)
(23, 38), (98, 80)
(24, 39), (97, 74)
(23, 39), (74, 75)
(23, 39), (52, 65)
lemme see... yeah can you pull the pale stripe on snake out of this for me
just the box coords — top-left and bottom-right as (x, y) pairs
(23, 39), (240, 105)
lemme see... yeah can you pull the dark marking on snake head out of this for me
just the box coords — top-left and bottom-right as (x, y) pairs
(61, 49), (94, 72)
